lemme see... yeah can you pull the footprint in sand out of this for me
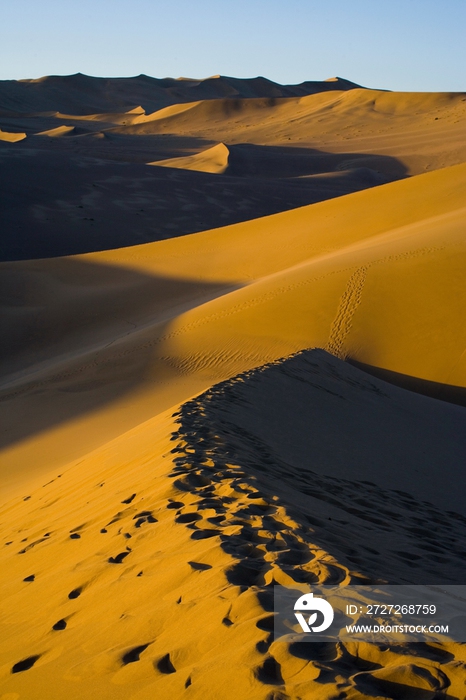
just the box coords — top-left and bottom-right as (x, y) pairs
(11, 655), (41, 674)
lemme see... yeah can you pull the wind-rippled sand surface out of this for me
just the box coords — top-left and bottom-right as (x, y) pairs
(1, 74), (466, 699)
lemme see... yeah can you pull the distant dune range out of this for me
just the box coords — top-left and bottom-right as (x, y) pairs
(1, 74), (465, 258)
(0, 74), (363, 114)
(1, 75), (466, 699)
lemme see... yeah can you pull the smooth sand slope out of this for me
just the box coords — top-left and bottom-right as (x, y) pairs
(1, 351), (466, 699)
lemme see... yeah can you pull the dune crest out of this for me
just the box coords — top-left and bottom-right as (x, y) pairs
(35, 125), (75, 137)
(149, 142), (230, 173)
(0, 128), (26, 142)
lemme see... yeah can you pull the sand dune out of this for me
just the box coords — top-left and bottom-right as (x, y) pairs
(0, 128), (26, 142)
(1, 75), (465, 258)
(0, 73), (363, 115)
(34, 125), (75, 137)
(55, 106), (146, 124)
(1, 352), (466, 699)
(2, 73), (466, 699)
(2, 162), (466, 493)
(121, 88), (466, 176)
(0, 145), (384, 260)
(149, 142), (230, 174)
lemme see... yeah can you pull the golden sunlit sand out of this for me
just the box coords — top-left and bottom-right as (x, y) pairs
(1, 74), (466, 699)
(149, 142), (231, 173)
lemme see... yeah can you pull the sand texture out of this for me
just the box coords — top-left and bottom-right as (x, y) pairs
(1, 74), (466, 699)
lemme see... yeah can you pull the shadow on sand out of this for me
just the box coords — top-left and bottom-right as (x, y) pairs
(348, 358), (466, 408)
(0, 256), (239, 450)
(1, 140), (407, 260)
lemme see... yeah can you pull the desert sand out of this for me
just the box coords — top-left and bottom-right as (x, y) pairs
(1, 74), (466, 699)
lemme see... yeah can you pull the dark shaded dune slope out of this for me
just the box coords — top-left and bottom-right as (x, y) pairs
(0, 144), (400, 260)
(172, 348), (466, 586)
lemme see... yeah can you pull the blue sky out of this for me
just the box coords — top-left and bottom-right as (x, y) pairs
(1, 0), (464, 91)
